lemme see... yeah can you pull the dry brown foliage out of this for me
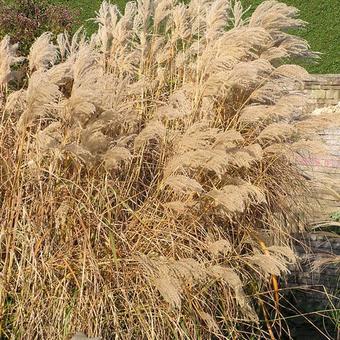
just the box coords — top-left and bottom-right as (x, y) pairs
(0, 1), (336, 339)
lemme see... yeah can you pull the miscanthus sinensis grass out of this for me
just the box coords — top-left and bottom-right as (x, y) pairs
(0, 0), (337, 338)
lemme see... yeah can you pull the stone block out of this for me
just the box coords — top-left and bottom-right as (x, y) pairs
(311, 89), (327, 99)
(325, 90), (336, 99)
(320, 85), (337, 90)
(306, 84), (321, 90)
(333, 90), (340, 99)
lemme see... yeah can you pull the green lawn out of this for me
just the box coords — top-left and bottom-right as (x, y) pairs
(242, 0), (340, 74)
(48, 0), (125, 31)
(5, 0), (340, 73)
(56, 0), (339, 74)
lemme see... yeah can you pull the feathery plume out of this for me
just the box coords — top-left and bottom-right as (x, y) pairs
(28, 32), (57, 72)
(134, 120), (166, 150)
(257, 123), (295, 143)
(163, 174), (203, 194)
(103, 146), (132, 170)
(208, 181), (266, 214)
(17, 71), (60, 129)
(0, 36), (24, 88)
(206, 239), (231, 256)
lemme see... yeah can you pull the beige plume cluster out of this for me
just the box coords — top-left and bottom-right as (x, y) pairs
(0, 1), (336, 339)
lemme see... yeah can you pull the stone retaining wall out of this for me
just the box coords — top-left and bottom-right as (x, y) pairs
(304, 74), (340, 111)
(284, 76), (340, 339)
(288, 233), (340, 290)
(300, 75), (340, 222)
(285, 233), (339, 339)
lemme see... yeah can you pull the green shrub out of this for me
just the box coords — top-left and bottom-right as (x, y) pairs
(0, 0), (79, 54)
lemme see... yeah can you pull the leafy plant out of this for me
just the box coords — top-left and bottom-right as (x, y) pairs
(0, 0), (79, 54)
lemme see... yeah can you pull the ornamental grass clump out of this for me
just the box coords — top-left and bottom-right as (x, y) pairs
(0, 0), (337, 338)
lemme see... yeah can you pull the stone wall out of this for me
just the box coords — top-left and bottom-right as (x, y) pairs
(304, 74), (340, 110)
(299, 75), (340, 222)
(284, 76), (340, 339)
(285, 233), (340, 339)
(289, 233), (340, 289)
